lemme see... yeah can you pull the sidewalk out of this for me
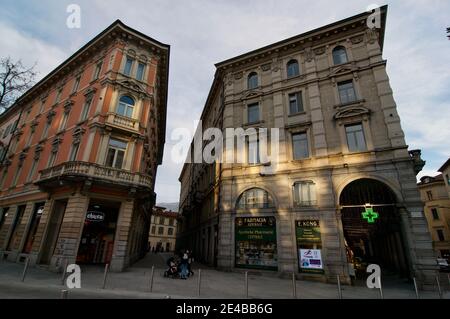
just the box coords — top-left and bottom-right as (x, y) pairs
(0, 254), (448, 299)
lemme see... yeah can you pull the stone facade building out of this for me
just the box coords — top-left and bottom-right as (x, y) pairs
(0, 20), (169, 271)
(148, 206), (178, 252)
(177, 6), (437, 287)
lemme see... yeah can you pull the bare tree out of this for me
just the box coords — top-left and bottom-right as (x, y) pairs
(447, 27), (450, 40)
(0, 57), (37, 113)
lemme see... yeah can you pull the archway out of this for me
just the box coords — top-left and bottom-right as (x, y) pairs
(339, 178), (410, 281)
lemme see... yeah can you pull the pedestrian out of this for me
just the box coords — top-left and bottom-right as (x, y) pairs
(179, 251), (189, 279)
(187, 250), (194, 277)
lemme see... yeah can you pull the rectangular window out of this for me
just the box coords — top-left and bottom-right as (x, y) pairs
(93, 61), (102, 80)
(12, 165), (22, 187)
(3, 124), (11, 138)
(80, 98), (92, 121)
(69, 143), (80, 161)
(55, 87), (63, 104)
(72, 76), (81, 93)
(136, 63), (145, 81)
(105, 138), (127, 169)
(338, 80), (357, 104)
(431, 208), (439, 220)
(426, 190), (433, 201)
(124, 57), (134, 76)
(247, 138), (260, 164)
(42, 122), (51, 140)
(168, 228), (174, 236)
(160, 217), (166, 225)
(151, 226), (156, 234)
(48, 151), (58, 168)
(289, 92), (304, 115)
(293, 182), (317, 206)
(446, 174), (450, 186)
(59, 111), (70, 132)
(437, 229), (445, 242)
(27, 158), (39, 183)
(247, 103), (260, 124)
(169, 218), (174, 226)
(0, 169), (8, 189)
(39, 100), (46, 113)
(25, 131), (34, 148)
(292, 132), (309, 160)
(345, 123), (367, 152)
(158, 227), (164, 235)
(0, 207), (9, 231)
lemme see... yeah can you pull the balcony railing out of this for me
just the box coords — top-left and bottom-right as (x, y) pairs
(37, 161), (152, 188)
(106, 112), (139, 130)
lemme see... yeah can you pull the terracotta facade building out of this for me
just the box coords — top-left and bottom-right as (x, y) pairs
(0, 20), (169, 271)
(177, 6), (437, 287)
(148, 207), (178, 252)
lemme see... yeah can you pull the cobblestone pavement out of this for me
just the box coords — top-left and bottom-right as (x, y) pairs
(0, 253), (448, 299)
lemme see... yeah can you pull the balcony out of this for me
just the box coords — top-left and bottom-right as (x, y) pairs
(106, 112), (139, 131)
(36, 161), (153, 192)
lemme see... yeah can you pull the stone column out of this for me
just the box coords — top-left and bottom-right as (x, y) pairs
(111, 199), (134, 271)
(217, 212), (233, 270)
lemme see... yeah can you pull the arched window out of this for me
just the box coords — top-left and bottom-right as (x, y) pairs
(247, 72), (258, 90)
(237, 188), (274, 209)
(293, 181), (316, 207)
(286, 59), (300, 78)
(117, 95), (135, 118)
(332, 46), (348, 65)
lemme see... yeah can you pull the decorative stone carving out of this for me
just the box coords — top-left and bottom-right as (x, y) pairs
(233, 72), (243, 80)
(304, 47), (314, 62)
(46, 110), (56, 123)
(84, 87), (97, 97)
(334, 106), (370, 120)
(314, 46), (326, 56)
(350, 35), (364, 44)
(365, 28), (378, 44)
(261, 63), (271, 71)
(64, 100), (74, 113)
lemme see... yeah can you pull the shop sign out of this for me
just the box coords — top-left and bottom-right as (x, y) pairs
(86, 211), (105, 222)
(296, 220), (324, 273)
(299, 249), (323, 270)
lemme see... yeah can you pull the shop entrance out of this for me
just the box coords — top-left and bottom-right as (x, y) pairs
(340, 179), (410, 281)
(76, 200), (120, 265)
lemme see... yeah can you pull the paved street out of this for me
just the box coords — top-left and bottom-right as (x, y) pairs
(0, 253), (448, 299)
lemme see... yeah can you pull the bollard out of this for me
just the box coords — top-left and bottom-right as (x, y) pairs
(149, 265), (155, 292)
(197, 269), (202, 297)
(102, 263), (109, 289)
(61, 290), (68, 299)
(378, 277), (384, 299)
(245, 271), (248, 299)
(337, 275), (343, 299)
(413, 277), (420, 299)
(292, 272), (297, 299)
(436, 275), (442, 299)
(21, 257), (30, 282)
(61, 259), (68, 285)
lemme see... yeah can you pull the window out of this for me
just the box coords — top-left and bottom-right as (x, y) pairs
(338, 80), (357, 104)
(287, 59), (300, 78)
(160, 217), (166, 225)
(426, 191), (433, 201)
(11, 120), (18, 132)
(247, 138), (260, 164)
(136, 63), (145, 81)
(72, 76), (81, 93)
(292, 132), (309, 160)
(105, 138), (127, 169)
(247, 72), (258, 90)
(437, 229), (445, 242)
(55, 87), (63, 104)
(158, 227), (164, 235)
(333, 46), (348, 65)
(69, 143), (80, 161)
(446, 174), (450, 186)
(0, 169), (7, 189)
(431, 208), (439, 220)
(42, 122), (51, 140)
(93, 61), (102, 80)
(25, 131), (34, 148)
(3, 124), (11, 138)
(47, 151), (58, 168)
(169, 218), (174, 226)
(293, 181), (317, 206)
(151, 226), (156, 234)
(59, 111), (70, 132)
(289, 92), (304, 114)
(117, 96), (135, 118)
(345, 123), (367, 152)
(247, 103), (259, 124)
(168, 228), (174, 236)
(11, 165), (22, 187)
(27, 158), (39, 183)
(124, 57), (134, 76)
(237, 188), (274, 209)
(80, 98), (92, 121)
(39, 100), (46, 113)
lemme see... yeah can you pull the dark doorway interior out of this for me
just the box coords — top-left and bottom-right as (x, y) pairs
(39, 200), (67, 265)
(23, 202), (45, 254)
(76, 200), (120, 265)
(340, 179), (410, 280)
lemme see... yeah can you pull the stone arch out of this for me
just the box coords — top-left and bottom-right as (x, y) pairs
(235, 185), (278, 210)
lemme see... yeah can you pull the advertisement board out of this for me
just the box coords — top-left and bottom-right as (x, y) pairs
(296, 220), (324, 273)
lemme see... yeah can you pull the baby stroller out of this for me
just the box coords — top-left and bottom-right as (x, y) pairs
(164, 256), (179, 279)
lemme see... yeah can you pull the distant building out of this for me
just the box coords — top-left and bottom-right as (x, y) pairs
(0, 20), (169, 271)
(148, 207), (178, 252)
(438, 158), (450, 198)
(418, 174), (450, 261)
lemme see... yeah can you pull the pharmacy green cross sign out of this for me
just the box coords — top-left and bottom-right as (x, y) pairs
(362, 207), (379, 223)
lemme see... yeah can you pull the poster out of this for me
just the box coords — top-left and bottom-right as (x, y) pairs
(296, 220), (324, 273)
(235, 216), (277, 270)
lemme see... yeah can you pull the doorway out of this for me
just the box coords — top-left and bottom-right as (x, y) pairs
(76, 199), (120, 265)
(340, 179), (410, 281)
(39, 200), (67, 265)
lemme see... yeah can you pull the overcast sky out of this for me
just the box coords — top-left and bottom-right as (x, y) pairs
(1, 0), (449, 203)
